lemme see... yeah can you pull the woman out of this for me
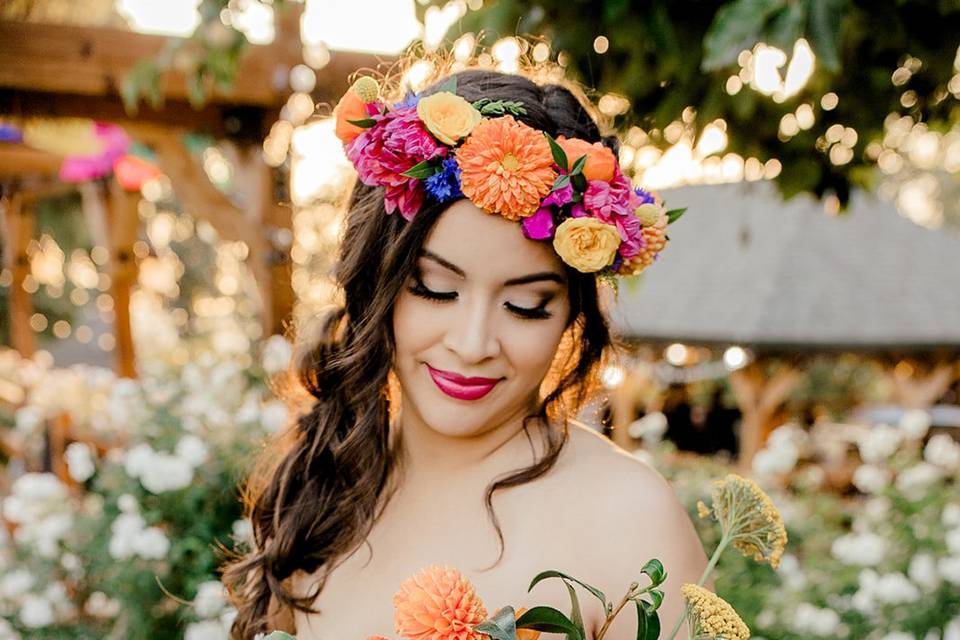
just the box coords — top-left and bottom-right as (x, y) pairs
(223, 62), (708, 639)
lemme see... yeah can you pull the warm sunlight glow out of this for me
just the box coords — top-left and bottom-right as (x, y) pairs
(115, 0), (201, 36)
(301, 0), (422, 54)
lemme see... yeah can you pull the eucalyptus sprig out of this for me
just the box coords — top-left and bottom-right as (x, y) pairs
(471, 98), (528, 117)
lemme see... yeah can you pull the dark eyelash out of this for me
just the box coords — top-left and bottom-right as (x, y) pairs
(505, 302), (553, 320)
(408, 278), (457, 301)
(408, 276), (554, 320)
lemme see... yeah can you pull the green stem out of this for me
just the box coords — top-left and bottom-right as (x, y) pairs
(663, 533), (731, 640)
(595, 593), (632, 640)
(595, 584), (653, 640)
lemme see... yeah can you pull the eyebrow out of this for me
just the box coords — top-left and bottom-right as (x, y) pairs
(420, 249), (566, 287)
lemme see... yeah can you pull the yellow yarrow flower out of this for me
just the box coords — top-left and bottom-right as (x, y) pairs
(699, 474), (787, 569)
(681, 584), (750, 640)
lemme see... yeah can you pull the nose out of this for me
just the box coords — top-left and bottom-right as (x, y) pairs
(441, 295), (501, 365)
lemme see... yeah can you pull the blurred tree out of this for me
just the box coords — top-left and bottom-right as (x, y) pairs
(418, 0), (960, 213)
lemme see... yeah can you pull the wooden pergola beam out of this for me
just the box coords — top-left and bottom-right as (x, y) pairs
(0, 142), (63, 177)
(0, 13), (374, 111)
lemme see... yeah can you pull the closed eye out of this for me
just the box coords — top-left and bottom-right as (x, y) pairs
(408, 278), (554, 320)
(408, 278), (456, 301)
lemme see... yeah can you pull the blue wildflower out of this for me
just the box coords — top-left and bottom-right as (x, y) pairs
(633, 186), (656, 205)
(393, 91), (421, 109)
(425, 157), (463, 203)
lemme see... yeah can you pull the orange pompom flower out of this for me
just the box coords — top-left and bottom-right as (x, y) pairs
(334, 77), (379, 144)
(455, 116), (557, 221)
(556, 136), (617, 182)
(393, 565), (488, 640)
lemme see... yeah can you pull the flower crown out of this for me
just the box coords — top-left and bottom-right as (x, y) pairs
(334, 75), (684, 277)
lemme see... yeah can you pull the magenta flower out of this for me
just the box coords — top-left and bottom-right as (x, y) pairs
(345, 106), (447, 220)
(60, 123), (130, 183)
(583, 168), (633, 220)
(542, 182), (574, 208)
(522, 207), (556, 240)
(615, 212), (645, 259)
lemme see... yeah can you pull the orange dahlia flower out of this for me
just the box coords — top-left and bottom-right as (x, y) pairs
(393, 565), (488, 640)
(455, 116), (557, 221)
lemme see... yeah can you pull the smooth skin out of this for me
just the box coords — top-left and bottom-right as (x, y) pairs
(288, 200), (707, 639)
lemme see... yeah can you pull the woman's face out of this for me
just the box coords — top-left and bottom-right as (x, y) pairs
(392, 199), (572, 438)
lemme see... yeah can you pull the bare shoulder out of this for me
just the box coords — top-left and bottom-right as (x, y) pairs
(560, 422), (675, 505)
(557, 423), (708, 638)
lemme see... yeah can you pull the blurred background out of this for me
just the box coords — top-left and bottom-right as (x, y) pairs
(0, 1), (959, 638)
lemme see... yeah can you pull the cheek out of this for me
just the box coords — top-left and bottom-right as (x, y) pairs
(392, 292), (440, 358)
(502, 317), (569, 380)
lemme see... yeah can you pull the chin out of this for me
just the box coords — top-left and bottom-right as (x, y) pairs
(419, 407), (491, 437)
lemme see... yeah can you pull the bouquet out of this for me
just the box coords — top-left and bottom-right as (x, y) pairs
(260, 473), (786, 640)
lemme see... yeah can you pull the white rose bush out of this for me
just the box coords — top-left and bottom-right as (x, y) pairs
(0, 325), (295, 639)
(650, 407), (960, 640)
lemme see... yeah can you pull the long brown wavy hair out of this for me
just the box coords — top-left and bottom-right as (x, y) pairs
(222, 56), (621, 638)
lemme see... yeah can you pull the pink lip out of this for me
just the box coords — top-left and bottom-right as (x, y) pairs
(426, 364), (501, 401)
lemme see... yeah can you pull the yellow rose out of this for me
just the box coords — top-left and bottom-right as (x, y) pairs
(552, 217), (621, 273)
(417, 91), (483, 145)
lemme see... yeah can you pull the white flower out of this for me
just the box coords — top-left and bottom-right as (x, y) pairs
(938, 556), (960, 585)
(858, 424), (902, 463)
(909, 552), (941, 591)
(261, 335), (293, 375)
(194, 580), (227, 618)
(0, 617), (21, 640)
(185, 619), (230, 640)
(852, 464), (890, 494)
(219, 606), (238, 630)
(752, 446), (798, 477)
(18, 594), (54, 628)
(752, 425), (804, 477)
(831, 532), (886, 566)
(231, 518), (255, 548)
(14, 406), (44, 434)
(118, 493), (139, 513)
(64, 442), (96, 482)
(863, 496), (892, 521)
(874, 572), (920, 604)
(899, 409), (931, 440)
(132, 527), (170, 560)
(139, 452), (194, 494)
(880, 633), (914, 640)
(124, 443), (156, 480)
(945, 504), (960, 528)
(0, 569), (34, 599)
(260, 400), (289, 434)
(946, 616), (960, 640)
(925, 434), (960, 471)
(895, 462), (944, 500)
(776, 554), (807, 590)
(627, 412), (668, 444)
(83, 591), (121, 619)
(791, 603), (840, 636)
(176, 435), (209, 468)
(108, 512), (146, 560)
(947, 528), (960, 555)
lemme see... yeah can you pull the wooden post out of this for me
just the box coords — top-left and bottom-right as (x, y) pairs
(2, 190), (36, 357)
(104, 177), (139, 378)
(230, 142), (294, 337)
(889, 358), (958, 408)
(729, 361), (802, 469)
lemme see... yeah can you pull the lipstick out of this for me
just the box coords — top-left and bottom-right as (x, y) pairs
(426, 364), (501, 401)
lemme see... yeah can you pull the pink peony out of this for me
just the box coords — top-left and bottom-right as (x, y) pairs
(346, 106), (447, 220)
(583, 168), (633, 220)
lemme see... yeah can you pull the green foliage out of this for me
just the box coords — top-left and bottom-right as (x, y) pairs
(418, 0), (960, 207)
